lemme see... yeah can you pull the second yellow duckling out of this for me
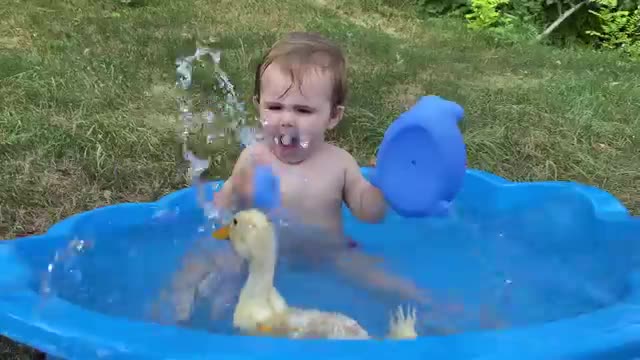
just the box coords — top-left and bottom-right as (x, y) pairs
(213, 208), (419, 340)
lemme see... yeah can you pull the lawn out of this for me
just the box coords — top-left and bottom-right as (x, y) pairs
(1, 0), (639, 357)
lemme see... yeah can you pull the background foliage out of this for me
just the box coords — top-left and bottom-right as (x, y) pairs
(411, 0), (640, 57)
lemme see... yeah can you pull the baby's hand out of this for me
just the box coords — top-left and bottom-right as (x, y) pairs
(231, 146), (274, 206)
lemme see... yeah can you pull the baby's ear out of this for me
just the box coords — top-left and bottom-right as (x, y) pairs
(328, 105), (345, 130)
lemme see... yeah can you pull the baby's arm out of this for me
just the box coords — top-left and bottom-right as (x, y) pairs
(340, 152), (433, 303)
(342, 151), (386, 223)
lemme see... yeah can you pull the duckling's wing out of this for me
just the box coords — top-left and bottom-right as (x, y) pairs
(268, 288), (288, 312)
(286, 308), (370, 339)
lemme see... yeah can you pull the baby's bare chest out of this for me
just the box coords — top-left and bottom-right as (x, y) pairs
(276, 165), (345, 211)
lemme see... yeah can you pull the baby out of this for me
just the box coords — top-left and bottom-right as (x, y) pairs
(158, 32), (429, 324)
(217, 31), (383, 240)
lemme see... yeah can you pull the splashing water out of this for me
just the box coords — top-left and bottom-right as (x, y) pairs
(298, 135), (311, 149)
(40, 238), (94, 303)
(174, 48), (312, 225)
(36, 48), (263, 304)
(174, 47), (263, 222)
(238, 126), (263, 149)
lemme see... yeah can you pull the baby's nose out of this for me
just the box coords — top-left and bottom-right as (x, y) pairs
(279, 111), (295, 127)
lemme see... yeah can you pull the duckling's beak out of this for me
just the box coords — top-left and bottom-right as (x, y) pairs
(212, 225), (230, 240)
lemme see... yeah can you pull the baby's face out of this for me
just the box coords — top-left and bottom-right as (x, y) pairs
(256, 62), (343, 164)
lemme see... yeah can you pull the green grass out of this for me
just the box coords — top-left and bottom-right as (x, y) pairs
(0, 337), (43, 360)
(1, 0), (639, 356)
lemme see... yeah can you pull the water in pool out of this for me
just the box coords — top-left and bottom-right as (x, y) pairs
(28, 189), (633, 339)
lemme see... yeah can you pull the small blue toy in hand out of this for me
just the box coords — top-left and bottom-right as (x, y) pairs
(371, 95), (466, 218)
(251, 164), (281, 211)
(248, 165), (296, 225)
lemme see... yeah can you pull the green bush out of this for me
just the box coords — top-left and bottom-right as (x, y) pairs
(465, 0), (512, 30)
(412, 0), (640, 58)
(587, 1), (640, 57)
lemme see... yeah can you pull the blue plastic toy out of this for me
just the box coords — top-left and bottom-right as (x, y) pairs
(372, 95), (466, 217)
(1, 167), (640, 359)
(252, 164), (281, 211)
(251, 95), (466, 218)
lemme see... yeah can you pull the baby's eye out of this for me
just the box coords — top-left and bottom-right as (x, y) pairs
(267, 105), (282, 111)
(296, 108), (313, 114)
(233, 218), (238, 225)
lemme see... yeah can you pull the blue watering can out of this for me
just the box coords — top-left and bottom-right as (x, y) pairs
(370, 95), (466, 217)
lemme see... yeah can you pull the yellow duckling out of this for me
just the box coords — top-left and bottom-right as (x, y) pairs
(212, 208), (419, 340)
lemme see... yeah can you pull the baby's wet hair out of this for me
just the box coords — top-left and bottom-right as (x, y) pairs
(253, 32), (348, 114)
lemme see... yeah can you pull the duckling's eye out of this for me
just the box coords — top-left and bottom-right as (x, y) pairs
(233, 218), (238, 225)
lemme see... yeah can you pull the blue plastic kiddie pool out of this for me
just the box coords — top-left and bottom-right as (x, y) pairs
(2, 168), (640, 359)
(1, 97), (640, 359)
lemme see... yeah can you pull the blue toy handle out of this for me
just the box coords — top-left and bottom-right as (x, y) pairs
(249, 165), (300, 225)
(252, 164), (281, 211)
(372, 95), (466, 218)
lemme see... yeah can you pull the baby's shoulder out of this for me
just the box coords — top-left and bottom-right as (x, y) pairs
(321, 143), (356, 164)
(238, 142), (273, 163)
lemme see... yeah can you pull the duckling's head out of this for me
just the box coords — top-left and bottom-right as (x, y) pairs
(212, 209), (276, 262)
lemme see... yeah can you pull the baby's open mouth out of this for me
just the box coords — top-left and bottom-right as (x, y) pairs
(276, 133), (299, 148)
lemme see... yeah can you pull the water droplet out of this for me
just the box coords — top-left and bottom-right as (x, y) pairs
(184, 151), (209, 179)
(278, 218), (289, 228)
(40, 237), (93, 300)
(238, 126), (262, 148)
(175, 57), (193, 90)
(212, 182), (223, 192)
(281, 134), (293, 146)
(299, 137), (310, 149)
(69, 268), (82, 282)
